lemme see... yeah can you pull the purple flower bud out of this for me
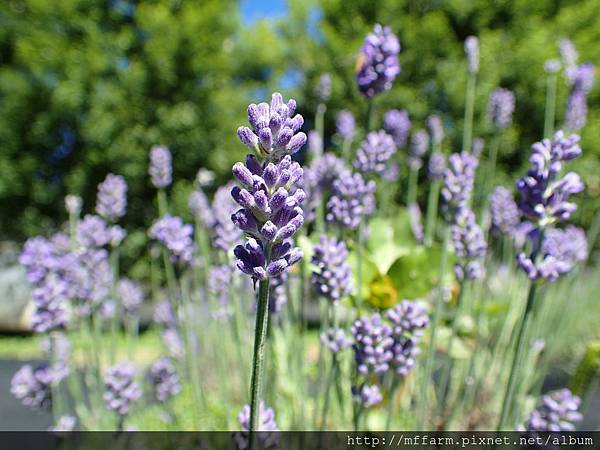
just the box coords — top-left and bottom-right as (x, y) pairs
(214, 182), (243, 252)
(103, 361), (141, 417)
(409, 129), (429, 169)
(427, 115), (444, 147)
(464, 36), (479, 74)
(354, 130), (397, 175)
(117, 278), (144, 317)
(490, 186), (520, 236)
(384, 109), (411, 147)
(316, 73), (332, 101)
(336, 110), (356, 142)
(96, 174), (127, 221)
(64, 195), (82, 216)
(488, 88), (516, 130)
(149, 215), (194, 265)
(352, 384), (382, 408)
(428, 152), (446, 181)
(351, 313), (394, 375)
(326, 171), (376, 230)
(311, 235), (353, 301)
(521, 388), (582, 432)
(189, 188), (215, 228)
(234, 401), (279, 450)
(356, 24), (401, 98)
(451, 208), (487, 281)
(441, 151), (478, 222)
(321, 328), (352, 353)
(11, 364), (54, 410)
(149, 146), (172, 188)
(149, 357), (181, 403)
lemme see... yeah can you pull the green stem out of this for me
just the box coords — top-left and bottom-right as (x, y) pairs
(544, 73), (557, 139)
(385, 379), (400, 431)
(320, 356), (338, 431)
(497, 280), (538, 430)
(418, 226), (450, 427)
(407, 166), (419, 207)
(365, 98), (374, 133)
(463, 72), (476, 153)
(342, 138), (353, 163)
(157, 189), (168, 216)
(356, 219), (364, 308)
(479, 133), (499, 220)
(424, 180), (441, 247)
(314, 103), (326, 161)
(438, 279), (467, 411)
(249, 278), (271, 443)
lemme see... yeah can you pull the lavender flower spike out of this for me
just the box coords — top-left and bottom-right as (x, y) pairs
(356, 24), (401, 98)
(522, 388), (583, 432)
(409, 129), (430, 169)
(149, 215), (194, 265)
(96, 173), (127, 221)
(441, 151), (478, 221)
(149, 145), (172, 188)
(103, 361), (141, 416)
(231, 154), (305, 281)
(353, 130), (397, 174)
(384, 109), (411, 147)
(234, 401), (279, 450)
(387, 300), (429, 377)
(64, 195), (82, 216)
(188, 188), (215, 228)
(427, 115), (444, 147)
(321, 328), (352, 353)
(237, 92), (307, 161)
(451, 207), (487, 280)
(311, 235), (353, 301)
(336, 110), (356, 142)
(489, 186), (520, 236)
(464, 36), (479, 74)
(117, 278), (144, 317)
(213, 182), (243, 252)
(11, 364), (53, 410)
(149, 357), (181, 402)
(351, 313), (394, 375)
(326, 171), (376, 230)
(516, 130), (583, 225)
(428, 152), (446, 181)
(488, 88), (516, 130)
(316, 73), (332, 102)
(352, 384), (383, 408)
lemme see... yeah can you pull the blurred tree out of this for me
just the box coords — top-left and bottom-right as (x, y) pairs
(0, 0), (278, 242)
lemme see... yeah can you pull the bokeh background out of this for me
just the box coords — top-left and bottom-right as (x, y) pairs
(1, 0), (599, 280)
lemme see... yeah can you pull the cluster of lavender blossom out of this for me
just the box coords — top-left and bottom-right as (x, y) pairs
(350, 301), (429, 409)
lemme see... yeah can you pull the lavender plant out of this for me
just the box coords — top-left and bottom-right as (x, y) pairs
(232, 92), (306, 436)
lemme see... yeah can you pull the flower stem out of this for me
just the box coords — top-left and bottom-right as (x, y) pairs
(418, 225), (450, 427)
(544, 72), (558, 138)
(249, 278), (271, 444)
(424, 180), (441, 247)
(497, 280), (538, 430)
(407, 166), (419, 207)
(438, 278), (467, 412)
(463, 72), (476, 153)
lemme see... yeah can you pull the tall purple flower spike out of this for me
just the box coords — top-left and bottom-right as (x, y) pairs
(353, 130), (397, 175)
(311, 235), (353, 301)
(464, 36), (479, 74)
(521, 388), (582, 432)
(351, 313), (394, 375)
(516, 130), (583, 225)
(488, 88), (516, 130)
(149, 215), (194, 265)
(326, 171), (376, 230)
(356, 24), (401, 98)
(149, 145), (172, 189)
(231, 153), (305, 281)
(451, 207), (487, 281)
(441, 151), (478, 222)
(490, 186), (520, 236)
(103, 361), (141, 417)
(237, 92), (307, 162)
(336, 110), (356, 142)
(384, 109), (411, 147)
(96, 173), (127, 221)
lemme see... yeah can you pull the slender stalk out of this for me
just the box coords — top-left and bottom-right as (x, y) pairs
(365, 98), (374, 132)
(407, 166), (419, 207)
(385, 378), (400, 431)
(157, 189), (168, 216)
(438, 279), (467, 411)
(356, 219), (364, 308)
(109, 248), (120, 363)
(418, 226), (450, 428)
(497, 280), (538, 430)
(249, 278), (271, 444)
(342, 138), (352, 163)
(479, 133), (499, 220)
(424, 180), (441, 247)
(543, 72), (558, 138)
(463, 72), (476, 153)
(319, 356), (338, 431)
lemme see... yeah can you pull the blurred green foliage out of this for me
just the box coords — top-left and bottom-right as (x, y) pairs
(1, 0), (599, 254)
